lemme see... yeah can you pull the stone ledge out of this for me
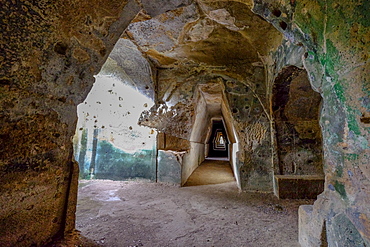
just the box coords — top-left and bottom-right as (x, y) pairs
(274, 174), (324, 199)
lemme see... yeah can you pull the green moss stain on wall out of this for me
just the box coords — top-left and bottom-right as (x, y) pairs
(95, 140), (155, 180)
(266, 0), (369, 245)
(345, 153), (359, 161)
(354, 1), (370, 27)
(347, 107), (362, 136)
(324, 39), (341, 79)
(294, 0), (368, 145)
(294, 0), (325, 53)
(77, 129), (88, 176)
(336, 165), (343, 177)
(333, 84), (345, 103)
(334, 180), (347, 200)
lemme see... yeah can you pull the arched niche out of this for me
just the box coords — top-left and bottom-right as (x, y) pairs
(272, 65), (324, 199)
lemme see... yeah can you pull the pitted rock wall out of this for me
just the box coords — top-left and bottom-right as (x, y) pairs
(1, 0), (146, 245)
(253, 0), (370, 245)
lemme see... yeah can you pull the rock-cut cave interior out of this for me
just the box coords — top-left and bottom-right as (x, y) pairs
(0, 0), (369, 246)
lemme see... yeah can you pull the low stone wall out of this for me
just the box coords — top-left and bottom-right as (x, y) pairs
(274, 175), (324, 199)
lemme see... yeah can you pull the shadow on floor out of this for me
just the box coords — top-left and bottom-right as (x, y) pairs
(184, 158), (235, 186)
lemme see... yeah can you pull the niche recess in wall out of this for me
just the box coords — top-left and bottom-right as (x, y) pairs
(272, 66), (323, 176)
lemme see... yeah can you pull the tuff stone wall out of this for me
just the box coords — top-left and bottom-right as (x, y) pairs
(253, 0), (370, 245)
(0, 0), (183, 245)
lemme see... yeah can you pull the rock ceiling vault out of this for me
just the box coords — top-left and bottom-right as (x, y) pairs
(114, 1), (284, 121)
(124, 1), (282, 70)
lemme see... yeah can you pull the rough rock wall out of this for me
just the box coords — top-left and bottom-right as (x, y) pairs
(0, 0), (192, 245)
(223, 71), (273, 191)
(99, 38), (155, 100)
(254, 0), (370, 245)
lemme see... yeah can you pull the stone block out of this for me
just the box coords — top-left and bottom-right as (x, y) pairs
(274, 174), (324, 199)
(299, 205), (313, 247)
(157, 150), (185, 185)
(298, 204), (326, 247)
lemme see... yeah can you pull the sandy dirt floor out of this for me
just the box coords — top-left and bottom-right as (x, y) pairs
(75, 179), (313, 247)
(184, 159), (235, 186)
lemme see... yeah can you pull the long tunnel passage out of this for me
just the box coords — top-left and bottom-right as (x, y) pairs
(207, 120), (229, 158)
(184, 119), (235, 186)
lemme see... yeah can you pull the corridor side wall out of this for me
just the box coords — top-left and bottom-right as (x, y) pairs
(253, 0), (370, 245)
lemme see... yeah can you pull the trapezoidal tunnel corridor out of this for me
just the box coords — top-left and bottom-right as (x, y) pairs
(207, 120), (229, 159)
(181, 119), (236, 187)
(1, 1), (370, 247)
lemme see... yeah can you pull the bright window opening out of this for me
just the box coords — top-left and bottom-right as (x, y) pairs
(73, 75), (157, 181)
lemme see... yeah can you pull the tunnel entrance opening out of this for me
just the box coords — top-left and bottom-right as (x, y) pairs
(183, 117), (236, 187)
(179, 81), (239, 188)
